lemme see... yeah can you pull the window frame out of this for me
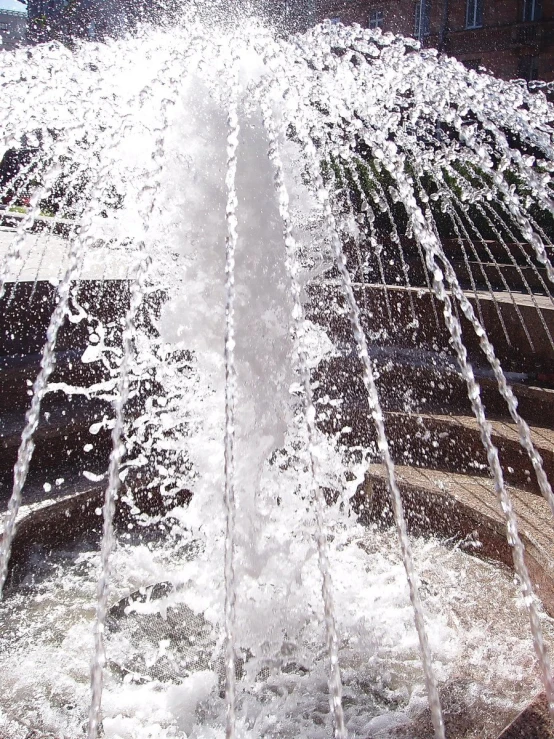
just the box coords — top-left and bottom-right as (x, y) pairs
(522, 0), (542, 22)
(414, 0), (431, 38)
(466, 0), (484, 29)
(518, 54), (539, 80)
(369, 8), (384, 29)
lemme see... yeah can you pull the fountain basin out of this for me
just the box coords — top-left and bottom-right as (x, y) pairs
(497, 693), (553, 738)
(1, 272), (553, 737)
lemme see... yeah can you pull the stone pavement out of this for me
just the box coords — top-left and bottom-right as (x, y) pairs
(0, 226), (134, 281)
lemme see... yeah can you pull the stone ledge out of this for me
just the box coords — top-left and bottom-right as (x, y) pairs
(358, 463), (554, 616)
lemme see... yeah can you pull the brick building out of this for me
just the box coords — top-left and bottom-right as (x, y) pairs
(315, 0), (554, 80)
(24, 0), (271, 42)
(18, 0), (554, 81)
(27, 0), (101, 42)
(23, 0), (314, 41)
(0, 8), (27, 51)
(25, 0), (150, 43)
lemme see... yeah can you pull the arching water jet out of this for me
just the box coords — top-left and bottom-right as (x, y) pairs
(0, 12), (553, 739)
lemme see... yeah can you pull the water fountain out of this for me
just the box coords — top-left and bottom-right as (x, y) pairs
(0, 6), (554, 738)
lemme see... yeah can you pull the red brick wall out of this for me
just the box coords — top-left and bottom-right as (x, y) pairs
(314, 0), (554, 80)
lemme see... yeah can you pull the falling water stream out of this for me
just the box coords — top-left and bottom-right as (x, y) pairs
(1, 7), (554, 738)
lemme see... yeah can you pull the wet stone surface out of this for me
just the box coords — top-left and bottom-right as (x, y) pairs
(497, 693), (554, 738)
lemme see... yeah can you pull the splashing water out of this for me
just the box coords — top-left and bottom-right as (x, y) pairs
(0, 9), (554, 738)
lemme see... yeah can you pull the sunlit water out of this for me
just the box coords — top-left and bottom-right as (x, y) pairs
(1, 6), (554, 738)
(1, 529), (553, 738)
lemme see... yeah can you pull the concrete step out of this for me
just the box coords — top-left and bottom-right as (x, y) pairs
(0, 349), (108, 411)
(0, 277), (181, 596)
(1, 474), (192, 592)
(318, 346), (554, 426)
(440, 239), (554, 268)
(343, 237), (554, 295)
(449, 260), (553, 295)
(308, 282), (554, 378)
(333, 408), (554, 495)
(355, 462), (554, 616)
(496, 693), (553, 738)
(4, 485), (106, 591)
(346, 250), (553, 296)
(0, 279), (131, 356)
(0, 460), (107, 515)
(349, 236), (554, 270)
(0, 397), (112, 489)
(0, 278), (137, 508)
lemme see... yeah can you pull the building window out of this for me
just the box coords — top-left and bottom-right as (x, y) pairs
(466, 0), (483, 28)
(414, 0), (431, 37)
(369, 9), (384, 28)
(517, 23), (538, 42)
(523, 0), (542, 21)
(518, 55), (539, 80)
